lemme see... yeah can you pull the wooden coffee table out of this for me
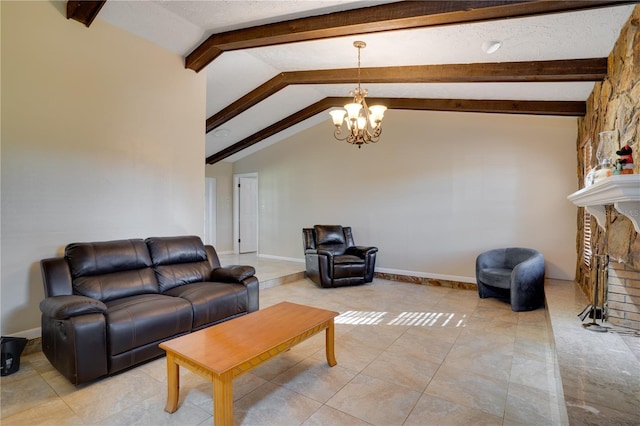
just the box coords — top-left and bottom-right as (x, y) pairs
(159, 301), (339, 425)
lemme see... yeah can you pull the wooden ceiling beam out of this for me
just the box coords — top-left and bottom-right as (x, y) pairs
(293, 58), (609, 84)
(205, 97), (585, 164)
(206, 58), (606, 133)
(67, 1), (106, 27)
(207, 98), (339, 164)
(371, 98), (586, 116)
(187, 0), (631, 72)
(206, 74), (288, 133)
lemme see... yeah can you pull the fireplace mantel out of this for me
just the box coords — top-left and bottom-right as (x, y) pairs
(568, 175), (640, 232)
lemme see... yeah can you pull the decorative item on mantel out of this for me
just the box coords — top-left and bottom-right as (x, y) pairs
(614, 143), (634, 175)
(329, 41), (387, 148)
(592, 130), (617, 184)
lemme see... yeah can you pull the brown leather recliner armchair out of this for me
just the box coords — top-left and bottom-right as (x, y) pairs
(303, 225), (378, 288)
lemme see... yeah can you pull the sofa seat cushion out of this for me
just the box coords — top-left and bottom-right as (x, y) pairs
(163, 282), (248, 330)
(334, 254), (365, 265)
(105, 294), (192, 356)
(478, 268), (512, 289)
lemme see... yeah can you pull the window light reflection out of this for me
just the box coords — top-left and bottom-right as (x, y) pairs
(336, 311), (386, 325)
(336, 311), (467, 327)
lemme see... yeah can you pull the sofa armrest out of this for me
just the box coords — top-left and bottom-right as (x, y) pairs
(346, 246), (378, 257)
(242, 275), (260, 313)
(510, 252), (545, 311)
(41, 257), (73, 297)
(40, 295), (107, 320)
(41, 312), (108, 385)
(306, 248), (336, 257)
(315, 249), (336, 259)
(511, 253), (546, 288)
(211, 265), (256, 283)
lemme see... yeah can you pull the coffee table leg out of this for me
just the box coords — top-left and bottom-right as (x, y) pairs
(326, 319), (337, 367)
(164, 353), (180, 413)
(213, 371), (234, 426)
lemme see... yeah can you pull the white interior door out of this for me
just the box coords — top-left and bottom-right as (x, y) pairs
(204, 177), (217, 246)
(239, 177), (258, 253)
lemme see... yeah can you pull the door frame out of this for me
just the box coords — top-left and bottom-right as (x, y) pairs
(233, 172), (258, 254)
(204, 177), (217, 247)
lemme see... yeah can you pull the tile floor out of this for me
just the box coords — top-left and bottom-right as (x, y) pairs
(544, 280), (640, 426)
(1, 255), (639, 425)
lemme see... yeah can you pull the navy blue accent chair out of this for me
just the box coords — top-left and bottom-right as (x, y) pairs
(476, 247), (545, 312)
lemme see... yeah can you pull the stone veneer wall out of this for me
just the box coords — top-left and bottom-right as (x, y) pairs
(608, 262), (640, 329)
(576, 5), (640, 330)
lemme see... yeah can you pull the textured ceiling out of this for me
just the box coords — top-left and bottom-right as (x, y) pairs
(96, 1), (637, 163)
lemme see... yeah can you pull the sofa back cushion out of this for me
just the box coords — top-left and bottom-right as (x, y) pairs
(314, 225), (348, 255)
(146, 236), (213, 292)
(505, 247), (541, 269)
(65, 239), (159, 302)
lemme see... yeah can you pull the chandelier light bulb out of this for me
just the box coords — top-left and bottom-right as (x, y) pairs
(369, 105), (387, 122)
(329, 110), (346, 126)
(345, 103), (363, 120)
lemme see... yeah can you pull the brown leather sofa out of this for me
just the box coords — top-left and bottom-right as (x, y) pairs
(303, 225), (378, 288)
(39, 235), (259, 385)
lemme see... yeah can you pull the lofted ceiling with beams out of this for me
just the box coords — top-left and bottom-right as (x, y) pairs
(85, 1), (638, 163)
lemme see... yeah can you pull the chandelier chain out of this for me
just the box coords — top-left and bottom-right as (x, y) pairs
(357, 43), (361, 93)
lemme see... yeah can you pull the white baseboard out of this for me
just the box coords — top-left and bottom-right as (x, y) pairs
(258, 254), (305, 264)
(256, 255), (475, 283)
(255, 254), (474, 283)
(375, 267), (476, 284)
(4, 327), (41, 340)
(217, 250), (235, 255)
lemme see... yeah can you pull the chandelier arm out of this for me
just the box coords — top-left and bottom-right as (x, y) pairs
(360, 97), (381, 139)
(369, 128), (381, 143)
(333, 126), (349, 142)
(361, 98), (372, 132)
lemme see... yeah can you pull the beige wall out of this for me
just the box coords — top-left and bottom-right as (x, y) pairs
(234, 109), (579, 281)
(1, 1), (206, 335)
(205, 162), (234, 253)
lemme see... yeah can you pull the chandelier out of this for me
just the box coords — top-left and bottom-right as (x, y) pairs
(330, 41), (387, 148)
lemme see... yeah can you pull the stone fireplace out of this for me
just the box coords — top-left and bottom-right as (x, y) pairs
(569, 178), (640, 331)
(574, 5), (639, 331)
(606, 197), (640, 330)
(608, 260), (640, 330)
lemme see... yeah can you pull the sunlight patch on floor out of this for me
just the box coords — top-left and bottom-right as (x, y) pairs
(336, 311), (467, 327)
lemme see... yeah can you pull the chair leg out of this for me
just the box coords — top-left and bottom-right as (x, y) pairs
(478, 282), (504, 299)
(478, 282), (514, 309)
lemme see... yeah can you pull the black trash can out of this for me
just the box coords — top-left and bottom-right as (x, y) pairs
(1, 336), (28, 376)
